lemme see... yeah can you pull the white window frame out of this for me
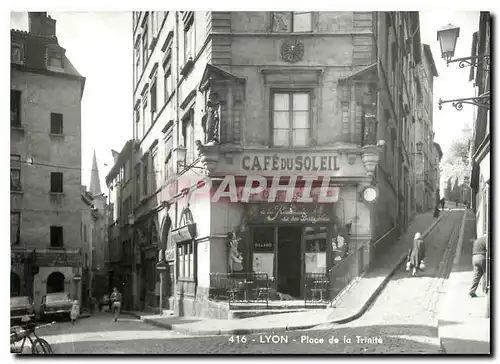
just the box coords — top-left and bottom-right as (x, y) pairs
(271, 12), (313, 33)
(271, 90), (312, 148)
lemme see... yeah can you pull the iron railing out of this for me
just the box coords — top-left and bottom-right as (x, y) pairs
(304, 273), (330, 305)
(328, 246), (365, 302)
(370, 226), (401, 263)
(209, 273), (270, 308)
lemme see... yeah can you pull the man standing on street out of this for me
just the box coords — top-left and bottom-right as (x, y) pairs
(469, 235), (487, 298)
(110, 287), (122, 322)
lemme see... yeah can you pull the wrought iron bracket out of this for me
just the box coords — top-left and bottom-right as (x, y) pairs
(446, 55), (490, 72)
(438, 92), (490, 111)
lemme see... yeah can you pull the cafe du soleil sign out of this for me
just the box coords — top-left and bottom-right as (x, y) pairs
(242, 153), (340, 172)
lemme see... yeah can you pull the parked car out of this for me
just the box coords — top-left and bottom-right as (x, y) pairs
(10, 296), (35, 323)
(40, 293), (73, 321)
(99, 294), (110, 311)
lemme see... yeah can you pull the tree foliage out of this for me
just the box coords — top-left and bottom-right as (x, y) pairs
(445, 137), (471, 164)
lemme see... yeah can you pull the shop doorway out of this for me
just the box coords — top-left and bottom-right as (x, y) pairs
(277, 227), (302, 298)
(11, 272), (21, 296)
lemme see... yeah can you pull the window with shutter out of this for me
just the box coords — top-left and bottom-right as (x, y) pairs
(10, 155), (21, 191)
(11, 90), (21, 127)
(50, 172), (63, 193)
(50, 113), (63, 134)
(150, 78), (157, 114)
(50, 226), (63, 247)
(11, 212), (20, 245)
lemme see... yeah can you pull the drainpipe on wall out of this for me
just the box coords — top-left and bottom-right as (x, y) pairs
(173, 11), (181, 311)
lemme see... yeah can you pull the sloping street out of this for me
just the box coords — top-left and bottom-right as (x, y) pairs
(30, 210), (468, 354)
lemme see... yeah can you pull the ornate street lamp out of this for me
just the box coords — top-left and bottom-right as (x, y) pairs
(437, 24), (460, 61)
(437, 24), (490, 111)
(175, 146), (204, 172)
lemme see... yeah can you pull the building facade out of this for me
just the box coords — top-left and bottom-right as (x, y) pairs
(414, 44), (438, 212)
(81, 152), (109, 307)
(105, 140), (139, 310)
(129, 11), (430, 317)
(432, 142), (443, 205)
(10, 12), (86, 311)
(470, 12), (490, 239)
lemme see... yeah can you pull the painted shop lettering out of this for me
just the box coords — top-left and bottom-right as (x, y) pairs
(242, 155), (340, 172)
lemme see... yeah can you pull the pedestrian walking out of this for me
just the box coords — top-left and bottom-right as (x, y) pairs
(110, 287), (122, 322)
(70, 300), (80, 325)
(440, 198), (445, 210)
(469, 235), (487, 298)
(407, 232), (426, 277)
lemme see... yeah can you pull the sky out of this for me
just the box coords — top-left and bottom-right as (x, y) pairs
(10, 11), (132, 194)
(419, 11), (480, 152)
(9, 10), (482, 191)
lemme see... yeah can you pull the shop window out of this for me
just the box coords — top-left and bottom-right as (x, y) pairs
(11, 212), (20, 245)
(11, 90), (21, 127)
(50, 113), (63, 134)
(50, 226), (64, 248)
(304, 226), (327, 273)
(177, 242), (194, 279)
(252, 227), (275, 277)
(272, 91), (311, 147)
(50, 172), (63, 193)
(10, 154), (21, 191)
(271, 12), (312, 32)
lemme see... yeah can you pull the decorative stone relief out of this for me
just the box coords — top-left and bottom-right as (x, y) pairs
(281, 39), (305, 63)
(201, 94), (220, 146)
(361, 146), (380, 178)
(347, 153), (357, 165)
(195, 141), (221, 174)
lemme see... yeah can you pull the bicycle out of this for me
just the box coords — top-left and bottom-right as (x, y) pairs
(10, 320), (55, 354)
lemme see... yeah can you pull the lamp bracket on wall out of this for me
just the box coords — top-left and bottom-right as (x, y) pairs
(446, 55), (490, 72)
(438, 92), (490, 111)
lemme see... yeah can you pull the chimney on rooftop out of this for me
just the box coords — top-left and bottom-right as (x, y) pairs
(28, 12), (56, 37)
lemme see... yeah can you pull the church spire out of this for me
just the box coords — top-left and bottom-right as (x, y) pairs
(89, 150), (102, 195)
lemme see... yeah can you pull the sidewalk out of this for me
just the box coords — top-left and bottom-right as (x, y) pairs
(125, 210), (446, 336)
(437, 209), (490, 354)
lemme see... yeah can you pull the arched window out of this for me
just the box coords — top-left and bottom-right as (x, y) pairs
(46, 272), (65, 294)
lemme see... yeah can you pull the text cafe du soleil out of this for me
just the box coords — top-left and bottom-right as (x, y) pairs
(242, 154), (340, 172)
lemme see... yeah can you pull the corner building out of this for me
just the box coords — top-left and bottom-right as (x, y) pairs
(132, 12), (420, 317)
(10, 12), (85, 310)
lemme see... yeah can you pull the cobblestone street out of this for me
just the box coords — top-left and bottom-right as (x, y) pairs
(29, 210), (464, 354)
